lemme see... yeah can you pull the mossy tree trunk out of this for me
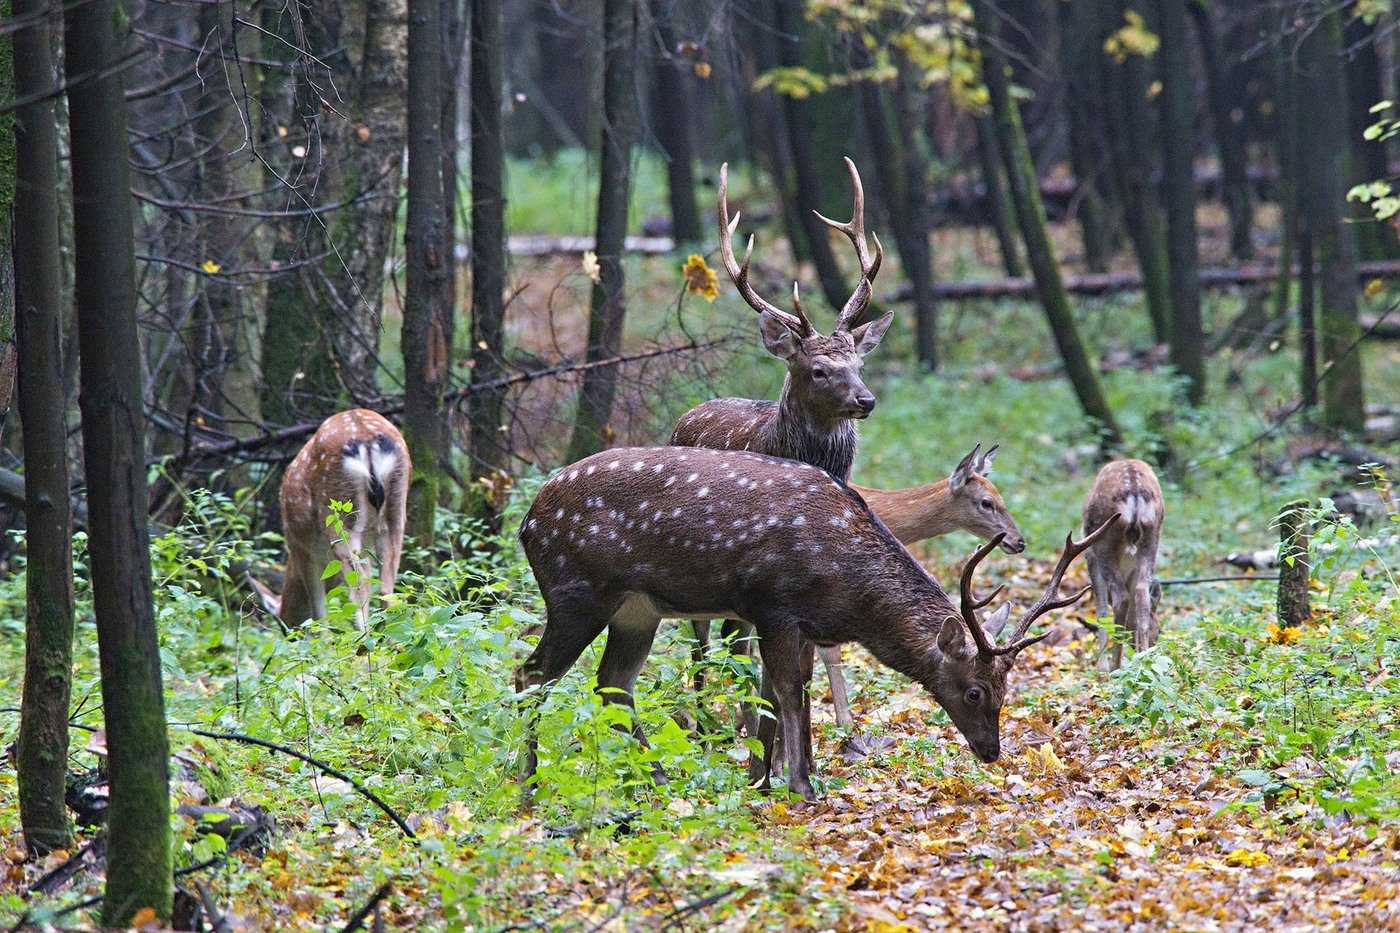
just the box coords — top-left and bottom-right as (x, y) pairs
(650, 0), (703, 245)
(404, 0), (451, 545)
(567, 0), (638, 461)
(975, 114), (1024, 277)
(12, 0), (76, 858)
(1058, 0), (1116, 273)
(1157, 0), (1205, 404)
(974, 0), (1122, 447)
(64, 0), (173, 921)
(0, 0), (13, 422)
(1296, 8), (1364, 431)
(1343, 13), (1398, 261)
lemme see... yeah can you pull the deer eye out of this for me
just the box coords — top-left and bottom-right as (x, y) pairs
(811, 366), (828, 380)
(965, 686), (983, 705)
(980, 499), (994, 511)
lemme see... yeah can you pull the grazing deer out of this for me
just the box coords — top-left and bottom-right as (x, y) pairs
(255, 409), (411, 629)
(713, 443), (1026, 731)
(515, 446), (1115, 801)
(671, 158), (891, 731)
(1083, 459), (1164, 670)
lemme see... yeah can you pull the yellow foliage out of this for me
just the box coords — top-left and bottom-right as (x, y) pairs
(1225, 848), (1271, 867)
(683, 253), (719, 302)
(1104, 10), (1160, 64)
(1266, 623), (1303, 645)
(200, 260), (221, 274)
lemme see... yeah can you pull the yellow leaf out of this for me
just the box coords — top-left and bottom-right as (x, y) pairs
(200, 260), (221, 274)
(1365, 278), (1385, 298)
(1225, 848), (1270, 867)
(682, 253), (719, 301)
(581, 250), (602, 283)
(130, 907), (160, 929)
(694, 61), (712, 79)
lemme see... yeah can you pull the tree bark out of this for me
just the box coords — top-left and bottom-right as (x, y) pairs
(773, 0), (850, 312)
(1099, 0), (1172, 343)
(1276, 500), (1311, 628)
(650, 0), (703, 245)
(404, 0), (450, 546)
(0, 0), (14, 426)
(1157, 0), (1205, 405)
(468, 0), (509, 524)
(1058, 0), (1115, 273)
(1273, 28), (1298, 325)
(1190, 0), (1253, 259)
(975, 114), (1024, 277)
(12, 0), (76, 858)
(439, 0), (463, 454)
(974, 0), (1122, 447)
(567, 0), (638, 461)
(1343, 13), (1397, 261)
(1298, 215), (1318, 410)
(64, 0), (172, 922)
(1296, 8), (1365, 432)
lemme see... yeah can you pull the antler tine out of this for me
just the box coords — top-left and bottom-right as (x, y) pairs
(958, 533), (1007, 656)
(791, 282), (814, 334)
(717, 163), (808, 334)
(998, 514), (1121, 655)
(814, 158), (885, 330)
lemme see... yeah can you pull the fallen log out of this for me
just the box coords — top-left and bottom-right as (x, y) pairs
(887, 259), (1400, 303)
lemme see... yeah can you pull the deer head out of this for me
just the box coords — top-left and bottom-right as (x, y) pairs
(926, 514), (1120, 761)
(718, 158), (893, 422)
(947, 444), (1025, 554)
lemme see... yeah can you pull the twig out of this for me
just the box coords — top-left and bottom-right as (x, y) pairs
(195, 881), (232, 933)
(1156, 574), (1277, 586)
(658, 886), (740, 930)
(340, 882), (392, 933)
(190, 729), (416, 838)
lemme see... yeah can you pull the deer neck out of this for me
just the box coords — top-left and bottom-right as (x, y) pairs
(888, 480), (961, 542)
(761, 382), (858, 480)
(838, 548), (953, 683)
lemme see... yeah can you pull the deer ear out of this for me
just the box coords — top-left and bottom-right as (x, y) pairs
(759, 311), (800, 360)
(949, 444), (980, 492)
(850, 310), (894, 357)
(978, 444), (999, 475)
(937, 616), (967, 656)
(982, 603), (1012, 639)
(248, 575), (281, 616)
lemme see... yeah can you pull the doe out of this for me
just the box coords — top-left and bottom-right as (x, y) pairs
(1083, 458), (1164, 670)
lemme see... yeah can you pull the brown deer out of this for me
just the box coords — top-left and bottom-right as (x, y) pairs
(1083, 459), (1164, 670)
(253, 409), (411, 628)
(515, 445), (1116, 801)
(671, 158), (890, 731)
(712, 443), (1026, 732)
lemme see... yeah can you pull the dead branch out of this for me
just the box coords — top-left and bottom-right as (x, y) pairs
(341, 882), (393, 933)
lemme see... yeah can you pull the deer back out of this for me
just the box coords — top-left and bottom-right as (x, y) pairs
(281, 409), (410, 542)
(1083, 459), (1164, 560)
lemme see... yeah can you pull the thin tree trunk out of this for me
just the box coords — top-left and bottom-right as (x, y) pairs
(440, 0), (464, 460)
(64, 0), (172, 922)
(1297, 9), (1365, 431)
(1343, 13), (1397, 261)
(13, 0), (76, 858)
(404, 0), (450, 545)
(468, 0), (510, 523)
(1298, 215), (1317, 410)
(567, 0), (638, 461)
(975, 114), (1024, 277)
(0, 0), (13, 424)
(1058, 0), (1115, 273)
(1100, 0), (1172, 343)
(1157, 0), (1205, 404)
(1276, 500), (1311, 628)
(974, 0), (1122, 446)
(650, 0), (702, 245)
(1274, 27), (1298, 324)
(1190, 0), (1253, 259)
(773, 0), (849, 311)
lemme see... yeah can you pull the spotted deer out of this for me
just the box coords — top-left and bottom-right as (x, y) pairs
(671, 157), (891, 732)
(515, 445), (1116, 801)
(714, 443), (1027, 731)
(254, 409), (411, 629)
(1083, 459), (1164, 670)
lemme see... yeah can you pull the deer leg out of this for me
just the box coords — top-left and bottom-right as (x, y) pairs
(800, 639), (816, 775)
(819, 644), (854, 730)
(752, 666), (779, 788)
(278, 544), (315, 628)
(516, 594), (611, 804)
(597, 605), (664, 782)
(758, 628), (815, 801)
(1107, 582), (1128, 671)
(377, 477), (408, 597)
(1087, 550), (1114, 667)
(723, 619), (761, 739)
(689, 620), (712, 693)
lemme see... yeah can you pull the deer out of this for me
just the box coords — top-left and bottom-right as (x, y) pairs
(251, 409), (411, 629)
(708, 443), (1026, 734)
(670, 157), (891, 736)
(1082, 459), (1164, 671)
(514, 445), (1117, 801)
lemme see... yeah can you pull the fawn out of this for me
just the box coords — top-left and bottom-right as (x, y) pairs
(1083, 459), (1164, 670)
(515, 445), (1114, 801)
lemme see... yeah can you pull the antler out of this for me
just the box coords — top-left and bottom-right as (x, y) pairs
(956, 514), (1120, 658)
(717, 163), (812, 336)
(814, 157), (884, 331)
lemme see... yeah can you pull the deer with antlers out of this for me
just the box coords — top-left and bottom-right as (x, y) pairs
(671, 157), (891, 731)
(253, 409), (411, 629)
(515, 445), (1116, 800)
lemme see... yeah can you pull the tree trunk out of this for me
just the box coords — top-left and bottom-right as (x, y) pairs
(1273, 27), (1298, 325)
(1058, 0), (1115, 273)
(975, 114), (1024, 277)
(974, 0), (1122, 446)
(1099, 0), (1172, 343)
(1298, 215), (1318, 410)
(439, 0), (464, 456)
(1343, 13), (1397, 261)
(468, 0), (509, 522)
(404, 0), (450, 546)
(1276, 500), (1311, 628)
(650, 0), (703, 245)
(64, 0), (172, 922)
(567, 0), (638, 461)
(859, 54), (937, 368)
(1296, 9), (1365, 432)
(1156, 0), (1205, 405)
(0, 0), (13, 426)
(1190, 0), (1253, 259)
(12, 0), (76, 858)
(773, 0), (850, 312)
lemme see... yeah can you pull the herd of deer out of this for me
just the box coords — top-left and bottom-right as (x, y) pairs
(262, 159), (1166, 802)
